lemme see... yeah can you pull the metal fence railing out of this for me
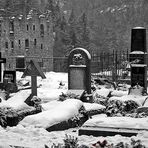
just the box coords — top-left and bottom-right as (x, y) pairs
(7, 49), (148, 82)
(91, 50), (130, 81)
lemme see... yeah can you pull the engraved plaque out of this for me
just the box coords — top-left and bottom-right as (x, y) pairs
(69, 66), (86, 90)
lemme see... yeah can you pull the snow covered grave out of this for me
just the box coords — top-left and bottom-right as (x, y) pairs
(79, 114), (148, 137)
(19, 99), (86, 130)
(0, 89), (41, 127)
(0, 90), (31, 109)
(79, 85), (148, 137)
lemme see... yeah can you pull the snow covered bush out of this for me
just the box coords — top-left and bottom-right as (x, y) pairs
(49, 136), (146, 148)
(90, 138), (146, 148)
(105, 99), (139, 117)
(50, 134), (87, 148)
(64, 134), (79, 148)
(83, 102), (105, 116)
(59, 92), (81, 101)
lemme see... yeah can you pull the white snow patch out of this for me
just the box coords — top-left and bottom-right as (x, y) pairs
(111, 90), (128, 97)
(39, 71), (68, 89)
(110, 95), (147, 106)
(38, 88), (67, 103)
(41, 100), (62, 111)
(0, 90), (31, 109)
(83, 103), (105, 111)
(83, 115), (148, 130)
(130, 51), (145, 54)
(94, 88), (111, 98)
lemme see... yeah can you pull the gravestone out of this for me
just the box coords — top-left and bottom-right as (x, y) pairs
(130, 27), (147, 93)
(16, 56), (25, 72)
(3, 70), (16, 83)
(68, 48), (91, 101)
(3, 70), (17, 93)
(22, 59), (46, 96)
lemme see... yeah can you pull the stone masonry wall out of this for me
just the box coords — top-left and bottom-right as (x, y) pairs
(0, 10), (54, 72)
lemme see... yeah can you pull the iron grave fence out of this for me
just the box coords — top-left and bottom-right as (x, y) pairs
(6, 49), (148, 82)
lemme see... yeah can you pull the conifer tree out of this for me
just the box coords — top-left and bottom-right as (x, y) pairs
(75, 12), (90, 50)
(68, 9), (78, 48)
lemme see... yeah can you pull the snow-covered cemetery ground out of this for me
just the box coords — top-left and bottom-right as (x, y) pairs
(0, 72), (148, 147)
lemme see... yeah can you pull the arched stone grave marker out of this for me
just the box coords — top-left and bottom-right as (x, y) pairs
(68, 48), (91, 99)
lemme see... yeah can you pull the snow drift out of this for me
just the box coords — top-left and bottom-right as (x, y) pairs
(19, 99), (83, 129)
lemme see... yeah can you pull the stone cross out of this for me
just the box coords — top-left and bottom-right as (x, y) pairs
(0, 52), (6, 82)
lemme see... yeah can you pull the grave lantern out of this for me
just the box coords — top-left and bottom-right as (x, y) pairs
(130, 27), (147, 92)
(16, 56), (25, 72)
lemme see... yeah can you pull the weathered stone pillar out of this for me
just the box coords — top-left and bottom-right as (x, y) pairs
(130, 27), (147, 92)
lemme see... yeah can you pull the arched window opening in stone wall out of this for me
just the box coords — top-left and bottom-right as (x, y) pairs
(40, 24), (44, 37)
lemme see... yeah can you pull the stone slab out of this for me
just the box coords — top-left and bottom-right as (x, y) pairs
(137, 106), (148, 113)
(78, 126), (148, 137)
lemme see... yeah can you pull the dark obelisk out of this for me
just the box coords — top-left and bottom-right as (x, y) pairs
(130, 27), (147, 92)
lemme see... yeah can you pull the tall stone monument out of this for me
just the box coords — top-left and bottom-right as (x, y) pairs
(130, 27), (147, 92)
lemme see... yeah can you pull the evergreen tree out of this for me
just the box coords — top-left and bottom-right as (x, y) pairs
(75, 12), (90, 50)
(5, 0), (12, 9)
(68, 9), (78, 48)
(68, 9), (76, 27)
(46, 0), (56, 13)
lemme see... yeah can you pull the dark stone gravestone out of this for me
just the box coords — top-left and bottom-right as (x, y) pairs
(3, 70), (16, 83)
(16, 56), (25, 72)
(130, 27), (147, 93)
(3, 70), (17, 93)
(68, 48), (92, 102)
(22, 60), (46, 97)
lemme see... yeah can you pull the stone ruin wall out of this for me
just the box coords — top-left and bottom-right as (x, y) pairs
(0, 11), (54, 71)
